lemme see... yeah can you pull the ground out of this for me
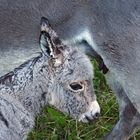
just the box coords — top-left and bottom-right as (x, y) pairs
(27, 60), (140, 140)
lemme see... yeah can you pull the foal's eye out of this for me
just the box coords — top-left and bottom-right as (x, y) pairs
(69, 82), (84, 91)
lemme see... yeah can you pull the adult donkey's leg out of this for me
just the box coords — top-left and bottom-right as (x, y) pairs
(104, 73), (140, 140)
(104, 103), (140, 140)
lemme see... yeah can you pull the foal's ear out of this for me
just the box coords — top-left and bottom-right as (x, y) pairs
(39, 17), (64, 66)
(39, 17), (65, 67)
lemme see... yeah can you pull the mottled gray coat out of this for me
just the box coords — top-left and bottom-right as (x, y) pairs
(0, 18), (100, 140)
(0, 0), (140, 139)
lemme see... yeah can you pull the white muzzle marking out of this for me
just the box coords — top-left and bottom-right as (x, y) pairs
(79, 100), (100, 123)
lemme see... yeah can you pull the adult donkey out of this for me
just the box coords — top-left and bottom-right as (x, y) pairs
(0, 0), (140, 139)
(0, 17), (100, 140)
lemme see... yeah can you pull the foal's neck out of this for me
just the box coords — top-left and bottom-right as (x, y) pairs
(0, 54), (51, 115)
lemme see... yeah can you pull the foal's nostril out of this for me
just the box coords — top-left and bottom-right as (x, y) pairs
(94, 112), (100, 118)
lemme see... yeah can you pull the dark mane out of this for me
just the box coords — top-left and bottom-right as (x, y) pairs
(0, 71), (14, 85)
(0, 53), (42, 85)
(14, 52), (42, 72)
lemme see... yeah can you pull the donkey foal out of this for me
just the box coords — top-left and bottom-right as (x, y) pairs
(0, 17), (100, 140)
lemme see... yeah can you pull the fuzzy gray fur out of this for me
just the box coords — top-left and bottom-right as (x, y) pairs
(0, 0), (140, 139)
(0, 18), (100, 140)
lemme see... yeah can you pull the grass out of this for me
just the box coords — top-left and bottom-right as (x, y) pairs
(27, 60), (140, 140)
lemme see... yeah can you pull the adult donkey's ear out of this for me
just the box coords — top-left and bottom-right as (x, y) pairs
(39, 17), (64, 66)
